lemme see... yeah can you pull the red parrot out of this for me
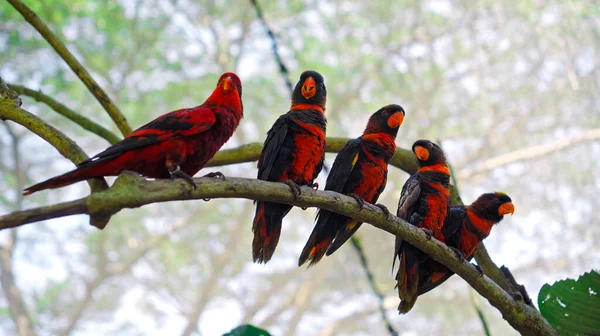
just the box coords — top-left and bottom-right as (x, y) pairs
(394, 139), (451, 314)
(298, 104), (406, 267)
(416, 192), (514, 296)
(252, 70), (327, 264)
(23, 72), (243, 195)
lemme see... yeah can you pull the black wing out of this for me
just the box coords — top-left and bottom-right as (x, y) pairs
(323, 138), (362, 192)
(257, 114), (289, 181)
(443, 206), (467, 248)
(392, 174), (422, 271)
(303, 139), (362, 254)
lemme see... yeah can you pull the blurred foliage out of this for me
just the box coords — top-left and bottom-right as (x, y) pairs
(1, 0), (599, 335)
(538, 270), (600, 336)
(470, 289), (492, 336)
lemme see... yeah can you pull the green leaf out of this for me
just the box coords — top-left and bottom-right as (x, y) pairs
(538, 270), (600, 336)
(223, 324), (271, 336)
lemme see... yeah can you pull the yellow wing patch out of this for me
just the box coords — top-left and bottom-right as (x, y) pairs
(346, 219), (359, 230)
(351, 154), (359, 168)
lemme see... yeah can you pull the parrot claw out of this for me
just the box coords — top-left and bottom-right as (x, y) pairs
(309, 182), (319, 190)
(284, 180), (301, 200)
(473, 264), (485, 277)
(421, 228), (433, 240)
(203, 171), (225, 180)
(510, 291), (524, 301)
(374, 203), (391, 218)
(169, 165), (197, 189)
(350, 194), (365, 210)
(450, 247), (466, 262)
(202, 198), (211, 202)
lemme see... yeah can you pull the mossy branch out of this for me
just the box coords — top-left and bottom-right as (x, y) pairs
(0, 175), (557, 336)
(207, 137), (419, 173)
(7, 84), (121, 144)
(1, 77), (109, 228)
(6, 0), (132, 136)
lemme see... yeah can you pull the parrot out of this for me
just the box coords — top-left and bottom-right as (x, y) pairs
(298, 104), (406, 267)
(252, 70), (327, 264)
(23, 72), (243, 195)
(394, 139), (451, 313)
(416, 192), (514, 296)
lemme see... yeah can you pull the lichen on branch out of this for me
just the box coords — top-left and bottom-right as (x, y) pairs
(7, 84), (121, 145)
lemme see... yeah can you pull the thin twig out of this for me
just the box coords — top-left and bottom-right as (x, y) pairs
(1, 80), (109, 228)
(500, 266), (534, 307)
(350, 236), (398, 336)
(180, 214), (247, 336)
(0, 82), (108, 194)
(250, 0), (293, 94)
(59, 219), (190, 336)
(0, 175), (557, 336)
(458, 129), (600, 180)
(0, 123), (36, 336)
(6, 0), (132, 136)
(7, 84), (120, 144)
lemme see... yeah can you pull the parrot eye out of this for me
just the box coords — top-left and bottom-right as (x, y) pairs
(428, 143), (434, 148)
(492, 198), (500, 203)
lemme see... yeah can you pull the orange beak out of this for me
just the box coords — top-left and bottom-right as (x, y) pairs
(387, 112), (405, 128)
(414, 146), (429, 161)
(222, 76), (234, 91)
(301, 77), (316, 99)
(498, 202), (515, 215)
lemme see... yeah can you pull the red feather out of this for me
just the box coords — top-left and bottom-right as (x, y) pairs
(24, 73), (243, 195)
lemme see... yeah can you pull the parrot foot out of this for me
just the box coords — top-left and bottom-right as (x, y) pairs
(203, 171), (225, 180)
(420, 228), (433, 240)
(450, 247), (466, 262)
(510, 291), (524, 301)
(473, 264), (485, 277)
(375, 203), (391, 219)
(284, 180), (302, 200)
(350, 194), (365, 210)
(169, 165), (197, 189)
(308, 182), (319, 190)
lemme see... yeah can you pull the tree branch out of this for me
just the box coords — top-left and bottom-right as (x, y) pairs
(445, 147), (535, 311)
(350, 236), (397, 336)
(457, 128), (600, 180)
(59, 219), (190, 336)
(0, 124), (36, 336)
(180, 212), (247, 336)
(206, 137), (459, 207)
(1, 78), (109, 228)
(0, 80), (108, 193)
(0, 175), (558, 335)
(7, 84), (120, 145)
(207, 137), (419, 173)
(6, 0), (132, 136)
(473, 244), (511, 291)
(0, 242), (36, 336)
(319, 296), (398, 336)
